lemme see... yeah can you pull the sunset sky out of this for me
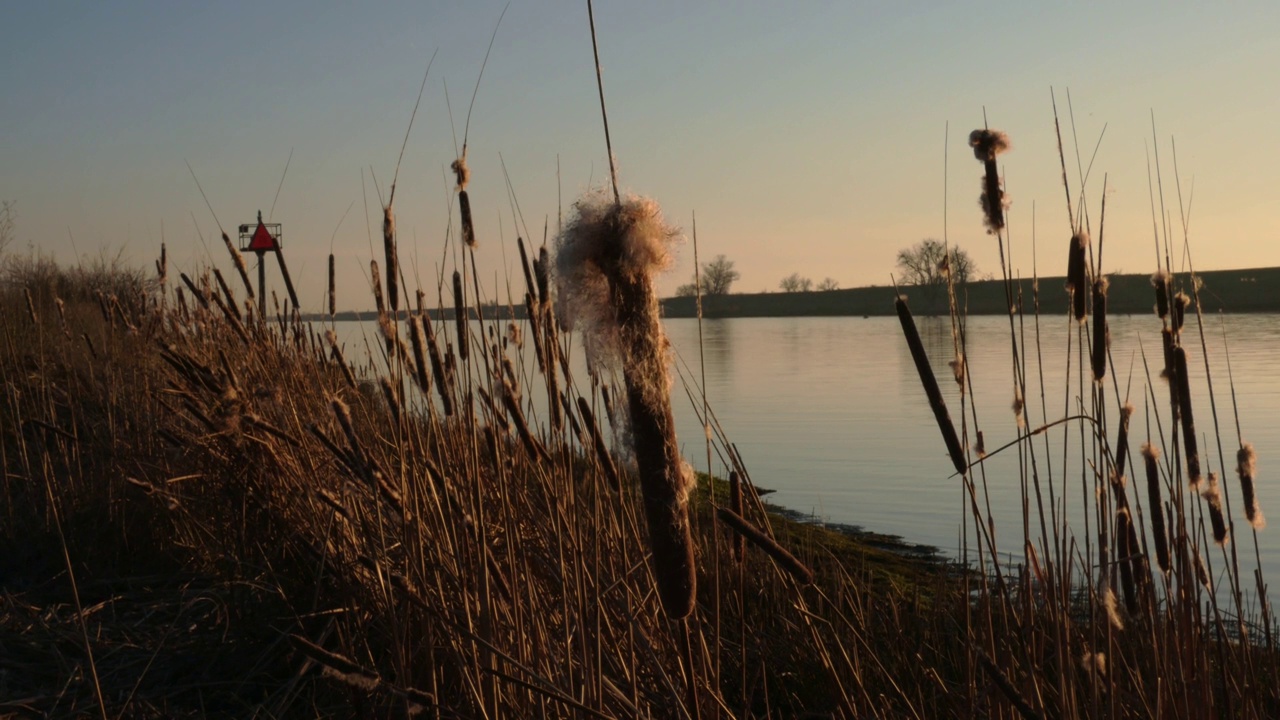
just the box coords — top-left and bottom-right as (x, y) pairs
(3, 2), (1278, 309)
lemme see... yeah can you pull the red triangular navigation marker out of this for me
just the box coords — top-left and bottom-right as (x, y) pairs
(247, 221), (278, 252)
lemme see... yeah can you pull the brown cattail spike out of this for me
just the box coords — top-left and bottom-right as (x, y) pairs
(452, 270), (468, 362)
(1152, 270), (1171, 319)
(1238, 443), (1265, 529)
(555, 190), (695, 618)
(896, 295), (967, 475)
(328, 253), (337, 317)
(452, 154), (476, 248)
(1172, 291), (1190, 334)
(1091, 277), (1109, 382)
(1203, 472), (1229, 546)
(1115, 507), (1140, 614)
(1066, 231), (1089, 322)
(1115, 402), (1134, 478)
(383, 204), (399, 313)
(969, 129), (1011, 234)
(1174, 347), (1201, 487)
(716, 507), (814, 585)
(1143, 443), (1170, 573)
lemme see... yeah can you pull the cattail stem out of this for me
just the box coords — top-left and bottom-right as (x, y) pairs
(715, 507), (814, 585)
(222, 232), (255, 300)
(729, 470), (745, 562)
(896, 296), (966, 475)
(578, 396), (621, 493)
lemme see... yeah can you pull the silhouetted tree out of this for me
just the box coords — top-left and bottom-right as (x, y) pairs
(779, 273), (813, 292)
(816, 277), (839, 291)
(675, 254), (740, 297)
(895, 239), (976, 286)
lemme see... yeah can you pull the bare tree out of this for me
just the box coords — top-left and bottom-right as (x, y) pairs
(675, 254), (740, 297)
(816, 277), (839, 291)
(779, 273), (813, 292)
(895, 239), (976, 286)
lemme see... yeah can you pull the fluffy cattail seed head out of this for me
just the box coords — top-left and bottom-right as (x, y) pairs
(1238, 442), (1265, 529)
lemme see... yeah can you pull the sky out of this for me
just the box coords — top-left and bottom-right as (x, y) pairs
(3, 2), (1279, 310)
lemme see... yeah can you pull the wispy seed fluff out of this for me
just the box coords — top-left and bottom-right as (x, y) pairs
(969, 129), (1011, 233)
(1238, 442), (1265, 529)
(1102, 586), (1124, 631)
(554, 189), (696, 619)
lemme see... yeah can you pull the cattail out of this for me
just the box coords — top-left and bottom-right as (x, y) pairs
(525, 292), (546, 373)
(156, 242), (168, 284)
(949, 352), (965, 390)
(179, 273), (209, 310)
(24, 287), (38, 324)
(1012, 391), (1025, 429)
(716, 507), (814, 585)
(408, 316), (432, 396)
(969, 128), (1011, 233)
(1174, 347), (1202, 488)
(379, 377), (402, 427)
(383, 203), (399, 312)
(1202, 472), (1229, 546)
(729, 470), (745, 561)
(536, 246), (551, 310)
(1114, 402), (1134, 478)
(1237, 443), (1265, 529)
(1091, 277), (1109, 382)
(1115, 507), (1140, 614)
(517, 237), (537, 299)
(555, 190), (695, 618)
(452, 154), (476, 248)
(506, 321), (522, 349)
(896, 295), (967, 475)
(974, 431), (986, 459)
(1152, 270), (1171, 319)
(1172, 291), (1190, 334)
(328, 253), (337, 317)
(452, 270), (468, 362)
(1066, 231), (1089, 323)
(370, 260), (386, 319)
(222, 231), (255, 299)
(1143, 443), (1170, 573)
(601, 383), (617, 429)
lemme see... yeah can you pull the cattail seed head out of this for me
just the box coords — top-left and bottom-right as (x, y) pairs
(716, 506), (814, 585)
(451, 153), (470, 190)
(1142, 443), (1171, 574)
(458, 190), (477, 249)
(895, 295), (966, 475)
(1173, 291), (1190, 334)
(1102, 586), (1124, 631)
(1237, 443), (1265, 529)
(1066, 231), (1089, 322)
(969, 129), (1011, 234)
(328, 253), (337, 317)
(555, 189), (695, 618)
(1091, 277), (1109, 382)
(1115, 402), (1134, 478)
(452, 270), (468, 362)
(1202, 472), (1229, 546)
(383, 204), (399, 312)
(1151, 270), (1171, 319)
(1174, 346), (1201, 488)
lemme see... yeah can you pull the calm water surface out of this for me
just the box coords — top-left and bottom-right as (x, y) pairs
(338, 312), (1280, 602)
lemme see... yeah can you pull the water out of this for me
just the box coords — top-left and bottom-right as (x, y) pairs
(334, 312), (1280, 604)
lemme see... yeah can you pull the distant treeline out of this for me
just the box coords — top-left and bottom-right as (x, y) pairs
(660, 266), (1280, 319)
(308, 266), (1279, 323)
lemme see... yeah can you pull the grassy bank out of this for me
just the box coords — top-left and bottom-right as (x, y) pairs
(1, 254), (972, 718)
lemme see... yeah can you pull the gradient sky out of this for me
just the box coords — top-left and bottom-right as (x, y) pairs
(3, 2), (1278, 309)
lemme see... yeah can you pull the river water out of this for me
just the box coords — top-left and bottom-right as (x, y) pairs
(336, 311), (1280, 605)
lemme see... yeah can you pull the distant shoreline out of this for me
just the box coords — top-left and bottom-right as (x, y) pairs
(659, 266), (1280, 319)
(303, 266), (1280, 323)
